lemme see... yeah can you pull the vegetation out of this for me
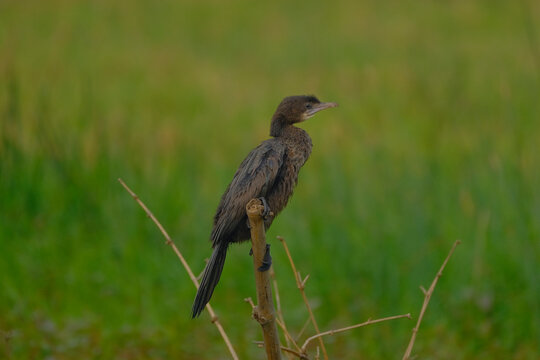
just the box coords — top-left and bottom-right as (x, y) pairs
(1, 0), (538, 358)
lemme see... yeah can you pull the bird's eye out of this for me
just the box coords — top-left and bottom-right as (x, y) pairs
(305, 103), (313, 109)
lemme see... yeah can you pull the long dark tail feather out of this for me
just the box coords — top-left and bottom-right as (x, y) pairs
(191, 243), (228, 318)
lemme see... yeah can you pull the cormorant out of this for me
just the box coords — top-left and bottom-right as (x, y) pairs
(192, 95), (337, 318)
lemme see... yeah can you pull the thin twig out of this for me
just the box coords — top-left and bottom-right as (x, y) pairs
(275, 318), (303, 354)
(295, 317), (312, 342)
(280, 346), (309, 360)
(196, 258), (209, 281)
(301, 274), (310, 288)
(301, 313), (411, 353)
(244, 297), (256, 310)
(254, 342), (309, 360)
(402, 240), (461, 360)
(270, 267), (294, 358)
(278, 236), (328, 360)
(118, 178), (239, 360)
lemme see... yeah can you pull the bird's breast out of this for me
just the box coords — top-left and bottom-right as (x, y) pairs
(266, 136), (312, 216)
(284, 129), (313, 165)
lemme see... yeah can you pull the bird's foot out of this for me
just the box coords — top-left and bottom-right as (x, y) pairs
(258, 197), (272, 220)
(249, 248), (253, 256)
(258, 244), (272, 272)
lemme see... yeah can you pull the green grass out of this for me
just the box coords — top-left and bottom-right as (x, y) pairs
(1, 0), (539, 358)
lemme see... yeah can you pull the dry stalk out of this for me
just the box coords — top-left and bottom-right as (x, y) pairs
(402, 240), (461, 360)
(246, 198), (282, 360)
(270, 267), (294, 357)
(278, 236), (328, 360)
(301, 313), (411, 353)
(118, 178), (239, 360)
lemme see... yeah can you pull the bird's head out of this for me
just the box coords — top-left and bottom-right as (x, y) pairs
(270, 95), (338, 137)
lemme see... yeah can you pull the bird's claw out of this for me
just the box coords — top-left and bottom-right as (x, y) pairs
(258, 244), (272, 272)
(258, 197), (272, 220)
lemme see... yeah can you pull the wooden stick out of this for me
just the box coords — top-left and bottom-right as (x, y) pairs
(246, 198), (282, 360)
(278, 236), (328, 360)
(402, 240), (461, 360)
(118, 178), (239, 360)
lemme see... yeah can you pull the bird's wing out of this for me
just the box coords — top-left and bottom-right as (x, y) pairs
(211, 139), (285, 246)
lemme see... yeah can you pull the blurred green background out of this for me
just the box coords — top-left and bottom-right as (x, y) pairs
(1, 0), (539, 359)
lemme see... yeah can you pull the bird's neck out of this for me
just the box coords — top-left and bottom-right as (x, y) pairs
(278, 125), (307, 139)
(270, 114), (286, 137)
(270, 115), (307, 139)
(273, 125), (312, 156)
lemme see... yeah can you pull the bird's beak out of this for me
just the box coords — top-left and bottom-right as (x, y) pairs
(305, 102), (338, 118)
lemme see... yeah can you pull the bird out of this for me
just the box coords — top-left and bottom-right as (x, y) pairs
(192, 95), (338, 318)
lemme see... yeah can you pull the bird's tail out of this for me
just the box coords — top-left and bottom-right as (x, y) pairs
(191, 243), (228, 318)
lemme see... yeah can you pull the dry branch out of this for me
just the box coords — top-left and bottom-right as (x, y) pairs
(301, 313), (411, 353)
(402, 240), (461, 360)
(118, 178), (239, 360)
(278, 236), (328, 360)
(246, 198), (282, 360)
(270, 267), (294, 358)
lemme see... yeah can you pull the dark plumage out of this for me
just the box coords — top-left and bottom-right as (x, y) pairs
(192, 95), (337, 318)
